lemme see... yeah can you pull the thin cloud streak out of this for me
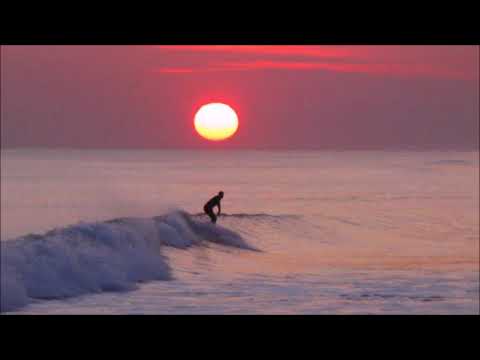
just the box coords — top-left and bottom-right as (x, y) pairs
(154, 46), (478, 80)
(155, 60), (474, 80)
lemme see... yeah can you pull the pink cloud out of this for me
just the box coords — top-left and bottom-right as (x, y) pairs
(227, 61), (473, 79)
(154, 60), (474, 80)
(153, 46), (478, 80)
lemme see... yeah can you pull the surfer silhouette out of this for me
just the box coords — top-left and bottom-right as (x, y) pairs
(203, 191), (224, 224)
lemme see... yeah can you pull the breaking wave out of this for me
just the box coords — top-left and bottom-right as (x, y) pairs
(0, 210), (257, 313)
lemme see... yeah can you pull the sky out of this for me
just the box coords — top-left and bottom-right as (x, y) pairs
(1, 45), (478, 149)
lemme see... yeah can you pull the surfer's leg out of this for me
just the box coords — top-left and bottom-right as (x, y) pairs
(204, 206), (214, 223)
(206, 208), (216, 223)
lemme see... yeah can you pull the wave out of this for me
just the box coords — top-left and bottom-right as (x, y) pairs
(0, 210), (257, 313)
(428, 159), (472, 166)
(192, 212), (300, 220)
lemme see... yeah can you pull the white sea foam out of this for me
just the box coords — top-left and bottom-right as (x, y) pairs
(0, 210), (255, 313)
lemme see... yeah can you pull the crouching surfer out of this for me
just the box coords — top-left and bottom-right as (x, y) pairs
(203, 191), (224, 224)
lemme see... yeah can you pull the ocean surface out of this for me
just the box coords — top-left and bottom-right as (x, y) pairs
(1, 149), (478, 314)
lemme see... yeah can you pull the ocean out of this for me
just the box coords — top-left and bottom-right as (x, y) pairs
(1, 149), (478, 314)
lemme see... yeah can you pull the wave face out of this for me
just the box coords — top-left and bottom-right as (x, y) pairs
(0, 211), (255, 313)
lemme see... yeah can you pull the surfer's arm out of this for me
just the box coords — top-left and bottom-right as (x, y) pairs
(217, 202), (221, 216)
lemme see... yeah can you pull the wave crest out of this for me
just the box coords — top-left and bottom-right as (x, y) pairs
(1, 210), (256, 313)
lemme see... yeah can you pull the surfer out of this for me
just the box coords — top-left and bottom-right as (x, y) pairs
(203, 191), (224, 224)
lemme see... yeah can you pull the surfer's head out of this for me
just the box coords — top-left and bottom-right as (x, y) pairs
(219, 191), (224, 198)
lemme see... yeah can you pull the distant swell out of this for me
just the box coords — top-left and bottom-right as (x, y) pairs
(428, 159), (472, 166)
(0, 210), (257, 313)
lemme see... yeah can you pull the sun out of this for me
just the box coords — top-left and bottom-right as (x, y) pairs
(194, 103), (239, 141)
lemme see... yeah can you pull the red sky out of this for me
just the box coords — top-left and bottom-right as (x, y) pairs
(1, 45), (478, 149)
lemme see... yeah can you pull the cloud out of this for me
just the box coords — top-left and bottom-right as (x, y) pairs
(153, 46), (478, 80)
(154, 60), (474, 80)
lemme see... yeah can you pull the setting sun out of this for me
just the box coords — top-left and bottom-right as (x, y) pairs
(194, 103), (239, 141)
